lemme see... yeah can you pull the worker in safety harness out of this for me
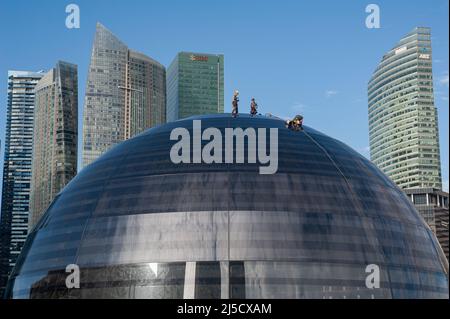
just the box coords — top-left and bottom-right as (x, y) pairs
(232, 90), (239, 118)
(250, 98), (258, 116)
(286, 115), (303, 131)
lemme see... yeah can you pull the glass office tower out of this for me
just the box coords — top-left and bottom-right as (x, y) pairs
(166, 52), (224, 122)
(82, 23), (166, 167)
(0, 70), (44, 296)
(368, 27), (442, 190)
(29, 61), (78, 229)
(5, 114), (448, 299)
(126, 51), (166, 138)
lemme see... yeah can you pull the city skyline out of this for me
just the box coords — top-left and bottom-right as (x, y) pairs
(0, 0), (448, 212)
(0, 0), (448, 301)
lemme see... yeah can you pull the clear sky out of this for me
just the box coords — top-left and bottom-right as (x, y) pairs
(0, 0), (448, 195)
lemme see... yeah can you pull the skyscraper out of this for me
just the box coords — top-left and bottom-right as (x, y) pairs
(82, 23), (166, 167)
(29, 61), (78, 229)
(0, 70), (44, 295)
(166, 52), (224, 122)
(368, 27), (447, 260)
(368, 27), (442, 190)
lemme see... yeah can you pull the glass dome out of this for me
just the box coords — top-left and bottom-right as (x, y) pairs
(5, 114), (449, 299)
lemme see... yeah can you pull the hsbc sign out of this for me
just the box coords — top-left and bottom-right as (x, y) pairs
(190, 54), (209, 62)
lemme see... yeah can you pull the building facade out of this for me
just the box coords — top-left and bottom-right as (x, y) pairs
(5, 114), (448, 299)
(29, 61), (78, 229)
(368, 27), (442, 189)
(405, 188), (449, 261)
(166, 52), (224, 122)
(0, 70), (44, 296)
(82, 23), (166, 167)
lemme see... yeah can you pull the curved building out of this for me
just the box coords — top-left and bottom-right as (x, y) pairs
(5, 114), (449, 299)
(368, 27), (442, 190)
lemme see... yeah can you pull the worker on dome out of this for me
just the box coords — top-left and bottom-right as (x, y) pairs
(250, 98), (258, 116)
(232, 90), (239, 118)
(286, 115), (303, 131)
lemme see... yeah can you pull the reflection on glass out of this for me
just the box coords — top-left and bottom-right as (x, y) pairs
(6, 114), (448, 299)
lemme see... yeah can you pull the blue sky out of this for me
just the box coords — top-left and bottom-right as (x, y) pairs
(0, 0), (448, 191)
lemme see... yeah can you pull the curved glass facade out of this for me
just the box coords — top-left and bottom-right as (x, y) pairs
(368, 27), (442, 189)
(5, 114), (449, 299)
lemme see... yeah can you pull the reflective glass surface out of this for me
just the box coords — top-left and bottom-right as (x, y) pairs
(5, 114), (449, 299)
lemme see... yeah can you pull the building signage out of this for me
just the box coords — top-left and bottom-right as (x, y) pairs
(395, 46), (407, 55)
(190, 54), (208, 62)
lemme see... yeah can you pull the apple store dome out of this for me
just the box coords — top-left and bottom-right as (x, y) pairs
(5, 114), (449, 299)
